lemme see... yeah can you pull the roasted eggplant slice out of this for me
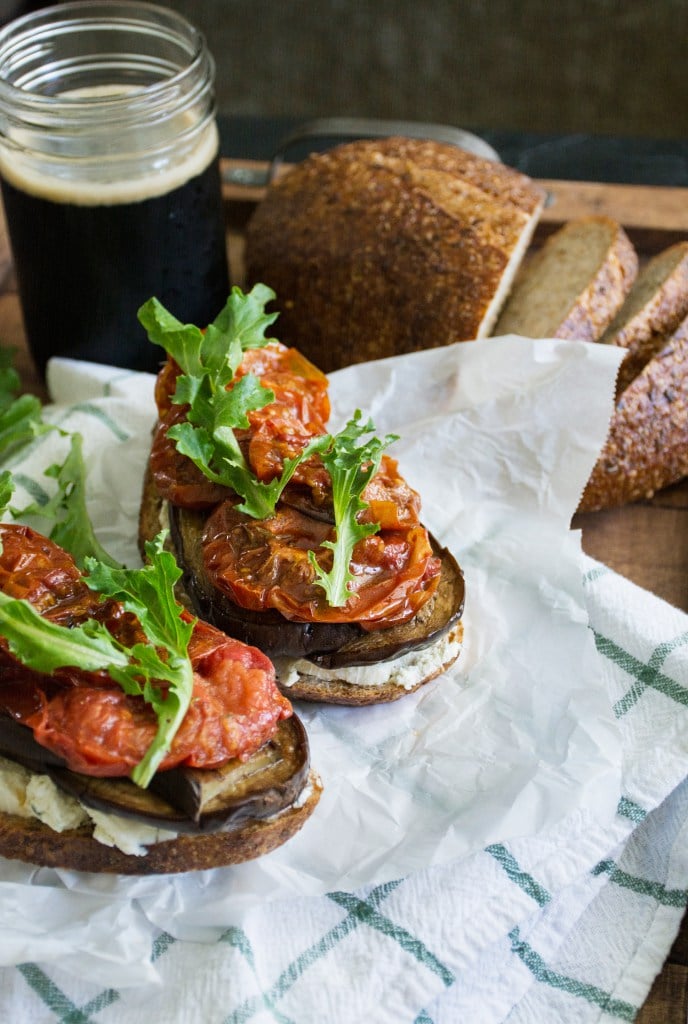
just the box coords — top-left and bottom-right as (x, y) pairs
(0, 715), (311, 834)
(168, 502), (465, 667)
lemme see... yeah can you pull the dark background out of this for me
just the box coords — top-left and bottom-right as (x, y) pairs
(2, 0), (686, 139)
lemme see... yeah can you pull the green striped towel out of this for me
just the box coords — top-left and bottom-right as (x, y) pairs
(0, 338), (686, 1023)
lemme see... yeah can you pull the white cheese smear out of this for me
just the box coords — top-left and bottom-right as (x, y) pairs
(0, 756), (179, 856)
(273, 629), (462, 690)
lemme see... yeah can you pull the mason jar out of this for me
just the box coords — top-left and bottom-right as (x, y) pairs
(0, 1), (230, 376)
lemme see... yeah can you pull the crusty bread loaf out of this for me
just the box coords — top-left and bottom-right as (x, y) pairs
(0, 770), (322, 875)
(599, 241), (688, 394)
(579, 313), (688, 511)
(494, 216), (638, 341)
(245, 137), (546, 371)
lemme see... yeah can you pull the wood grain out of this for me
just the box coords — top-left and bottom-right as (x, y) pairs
(3, 166), (688, 1020)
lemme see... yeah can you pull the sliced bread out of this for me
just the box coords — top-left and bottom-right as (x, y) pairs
(599, 241), (688, 394)
(579, 313), (688, 511)
(245, 137), (546, 371)
(493, 216), (638, 342)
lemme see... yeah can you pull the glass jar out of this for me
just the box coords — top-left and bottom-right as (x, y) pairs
(0, 1), (230, 376)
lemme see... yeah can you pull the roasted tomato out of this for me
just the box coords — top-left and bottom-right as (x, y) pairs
(0, 525), (291, 777)
(155, 342), (330, 431)
(0, 523), (94, 616)
(149, 406), (233, 509)
(202, 502), (441, 630)
(237, 344), (330, 431)
(151, 343), (330, 509)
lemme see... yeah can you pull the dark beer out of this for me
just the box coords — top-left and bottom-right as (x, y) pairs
(1, 151), (229, 376)
(0, 3), (229, 377)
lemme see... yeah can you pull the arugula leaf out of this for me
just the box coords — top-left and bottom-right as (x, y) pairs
(15, 433), (120, 570)
(0, 469), (13, 520)
(139, 286), (327, 519)
(138, 283), (279, 380)
(83, 534), (195, 787)
(309, 413), (398, 607)
(0, 532), (195, 788)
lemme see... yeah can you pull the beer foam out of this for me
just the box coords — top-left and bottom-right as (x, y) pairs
(0, 118), (219, 206)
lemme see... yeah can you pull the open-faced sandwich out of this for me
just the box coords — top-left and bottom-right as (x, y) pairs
(0, 518), (320, 875)
(138, 285), (465, 706)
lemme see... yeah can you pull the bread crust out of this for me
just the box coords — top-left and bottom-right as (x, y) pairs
(245, 137), (545, 371)
(599, 241), (688, 393)
(579, 314), (688, 511)
(0, 770), (322, 875)
(494, 216), (638, 342)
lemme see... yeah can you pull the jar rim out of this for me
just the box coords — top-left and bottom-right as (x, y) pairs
(0, 0), (208, 114)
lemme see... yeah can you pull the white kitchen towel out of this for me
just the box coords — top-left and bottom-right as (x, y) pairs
(0, 340), (685, 1022)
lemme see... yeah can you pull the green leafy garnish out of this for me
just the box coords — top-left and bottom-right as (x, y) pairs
(0, 533), (195, 788)
(138, 285), (329, 520)
(0, 469), (13, 520)
(83, 534), (195, 787)
(0, 347), (48, 456)
(14, 433), (119, 570)
(308, 413), (398, 607)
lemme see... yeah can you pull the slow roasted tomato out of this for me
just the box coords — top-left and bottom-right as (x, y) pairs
(24, 623), (291, 776)
(154, 343), (330, 431)
(0, 524), (92, 615)
(202, 502), (441, 630)
(360, 455), (422, 530)
(149, 406), (233, 508)
(0, 525), (291, 777)
(151, 343), (330, 509)
(237, 343), (330, 431)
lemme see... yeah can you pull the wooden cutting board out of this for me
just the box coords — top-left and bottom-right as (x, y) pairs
(1, 164), (687, 1021)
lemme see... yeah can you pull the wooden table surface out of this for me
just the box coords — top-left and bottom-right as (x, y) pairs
(1, 165), (687, 1021)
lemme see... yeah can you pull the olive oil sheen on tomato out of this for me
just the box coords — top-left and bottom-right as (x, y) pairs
(1, 154), (229, 375)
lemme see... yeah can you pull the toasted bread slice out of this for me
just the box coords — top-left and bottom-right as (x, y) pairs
(494, 216), (638, 342)
(0, 767), (321, 875)
(579, 313), (688, 511)
(599, 241), (688, 394)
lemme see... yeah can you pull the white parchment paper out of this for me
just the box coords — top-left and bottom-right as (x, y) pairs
(0, 336), (626, 981)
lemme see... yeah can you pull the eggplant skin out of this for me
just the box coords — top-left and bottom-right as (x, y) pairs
(167, 500), (465, 668)
(0, 714), (311, 835)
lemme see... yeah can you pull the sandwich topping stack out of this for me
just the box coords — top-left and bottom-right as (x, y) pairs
(138, 286), (465, 707)
(0, 522), (321, 874)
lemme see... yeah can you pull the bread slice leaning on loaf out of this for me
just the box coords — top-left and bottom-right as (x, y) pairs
(598, 241), (688, 394)
(579, 313), (688, 511)
(245, 136), (546, 371)
(493, 216), (638, 341)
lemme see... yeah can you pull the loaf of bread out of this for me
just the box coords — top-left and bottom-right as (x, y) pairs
(245, 137), (546, 371)
(598, 241), (688, 394)
(493, 216), (638, 341)
(579, 312), (688, 511)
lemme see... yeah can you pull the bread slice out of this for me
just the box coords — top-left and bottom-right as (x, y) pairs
(598, 241), (688, 394)
(0, 768), (322, 875)
(494, 216), (638, 341)
(245, 136), (546, 371)
(579, 313), (688, 511)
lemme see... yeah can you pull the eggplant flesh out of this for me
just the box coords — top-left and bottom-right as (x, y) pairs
(0, 714), (310, 834)
(169, 503), (465, 668)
